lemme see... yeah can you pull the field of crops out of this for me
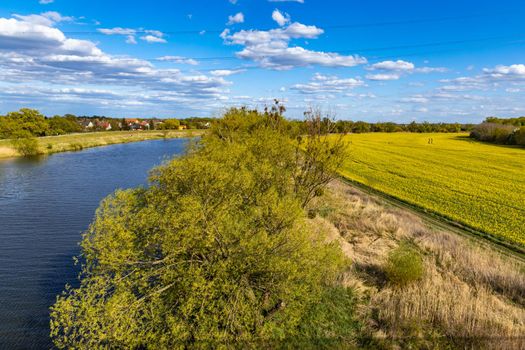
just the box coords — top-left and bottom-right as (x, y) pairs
(337, 133), (525, 248)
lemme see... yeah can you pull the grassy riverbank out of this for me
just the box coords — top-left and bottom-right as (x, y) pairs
(0, 130), (203, 159)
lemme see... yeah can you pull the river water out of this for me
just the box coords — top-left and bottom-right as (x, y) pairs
(0, 138), (188, 349)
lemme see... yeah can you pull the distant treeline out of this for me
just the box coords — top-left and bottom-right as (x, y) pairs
(300, 119), (475, 134)
(1, 107), (506, 143)
(0, 108), (213, 140)
(470, 117), (525, 146)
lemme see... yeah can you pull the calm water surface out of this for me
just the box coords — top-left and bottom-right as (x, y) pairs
(0, 139), (188, 349)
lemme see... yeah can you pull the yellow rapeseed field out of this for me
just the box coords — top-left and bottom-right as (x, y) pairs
(337, 133), (525, 247)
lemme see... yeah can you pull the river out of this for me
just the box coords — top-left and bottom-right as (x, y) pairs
(0, 138), (189, 349)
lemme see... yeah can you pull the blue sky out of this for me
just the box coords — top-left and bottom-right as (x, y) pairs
(0, 0), (524, 122)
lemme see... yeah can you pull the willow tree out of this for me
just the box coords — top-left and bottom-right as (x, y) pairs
(50, 106), (351, 348)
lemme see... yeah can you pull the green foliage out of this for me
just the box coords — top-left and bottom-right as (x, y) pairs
(513, 126), (525, 146)
(10, 131), (40, 156)
(50, 106), (351, 348)
(485, 116), (525, 127)
(295, 286), (361, 348)
(47, 115), (82, 135)
(0, 108), (49, 138)
(157, 118), (181, 130)
(384, 243), (424, 286)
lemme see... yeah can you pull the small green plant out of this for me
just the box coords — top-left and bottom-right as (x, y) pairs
(11, 131), (40, 156)
(47, 143), (53, 150)
(385, 243), (424, 286)
(69, 143), (84, 151)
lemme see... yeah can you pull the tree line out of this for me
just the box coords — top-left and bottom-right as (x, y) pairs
(0, 108), (213, 140)
(470, 117), (525, 146)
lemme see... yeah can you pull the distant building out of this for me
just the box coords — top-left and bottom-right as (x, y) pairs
(79, 120), (94, 129)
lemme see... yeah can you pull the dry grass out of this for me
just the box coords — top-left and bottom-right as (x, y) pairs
(309, 180), (525, 349)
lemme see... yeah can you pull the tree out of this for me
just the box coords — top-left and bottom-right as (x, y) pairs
(5, 108), (49, 137)
(50, 107), (351, 348)
(157, 119), (181, 130)
(48, 115), (82, 135)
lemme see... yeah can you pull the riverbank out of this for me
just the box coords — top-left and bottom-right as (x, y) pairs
(310, 180), (525, 348)
(0, 130), (203, 159)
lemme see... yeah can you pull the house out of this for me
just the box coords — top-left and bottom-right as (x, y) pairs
(80, 120), (94, 129)
(98, 121), (112, 131)
(139, 120), (150, 129)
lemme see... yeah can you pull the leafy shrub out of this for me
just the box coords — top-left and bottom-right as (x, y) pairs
(385, 243), (424, 286)
(11, 131), (40, 156)
(69, 143), (84, 151)
(514, 126), (525, 146)
(470, 123), (515, 144)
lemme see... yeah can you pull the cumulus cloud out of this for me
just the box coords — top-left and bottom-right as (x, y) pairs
(13, 11), (74, 26)
(140, 34), (167, 43)
(98, 27), (166, 44)
(366, 73), (401, 81)
(39, 0), (54, 4)
(292, 73), (364, 94)
(0, 13), (230, 107)
(370, 60), (414, 71)
(438, 64), (525, 92)
(483, 64), (525, 80)
(221, 15), (366, 69)
(272, 9), (290, 26)
(366, 60), (447, 81)
(210, 69), (246, 76)
(227, 12), (244, 25)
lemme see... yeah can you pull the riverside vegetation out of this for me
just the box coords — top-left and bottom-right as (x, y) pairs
(0, 130), (201, 159)
(49, 107), (525, 349)
(0, 108), (207, 158)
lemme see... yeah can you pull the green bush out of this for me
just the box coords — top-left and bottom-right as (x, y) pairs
(385, 243), (424, 286)
(50, 106), (351, 348)
(11, 131), (40, 156)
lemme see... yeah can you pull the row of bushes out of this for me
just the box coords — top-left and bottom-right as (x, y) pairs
(470, 123), (525, 145)
(0, 109), (82, 139)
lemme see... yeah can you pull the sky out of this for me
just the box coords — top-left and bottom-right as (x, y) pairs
(0, 0), (524, 122)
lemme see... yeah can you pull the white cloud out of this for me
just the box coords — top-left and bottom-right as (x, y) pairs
(227, 12), (244, 25)
(157, 56), (199, 65)
(370, 60), (414, 71)
(0, 14), (230, 105)
(272, 9), (290, 27)
(400, 95), (429, 103)
(98, 27), (136, 35)
(13, 11), (74, 26)
(98, 27), (166, 44)
(140, 35), (167, 43)
(210, 69), (246, 76)
(221, 17), (366, 69)
(483, 64), (525, 79)
(366, 60), (446, 81)
(126, 35), (137, 44)
(366, 73), (401, 81)
(39, 0), (54, 4)
(292, 73), (364, 94)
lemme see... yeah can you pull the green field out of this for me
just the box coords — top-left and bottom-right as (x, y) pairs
(337, 133), (525, 247)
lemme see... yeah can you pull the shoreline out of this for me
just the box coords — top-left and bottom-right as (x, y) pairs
(0, 130), (203, 160)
